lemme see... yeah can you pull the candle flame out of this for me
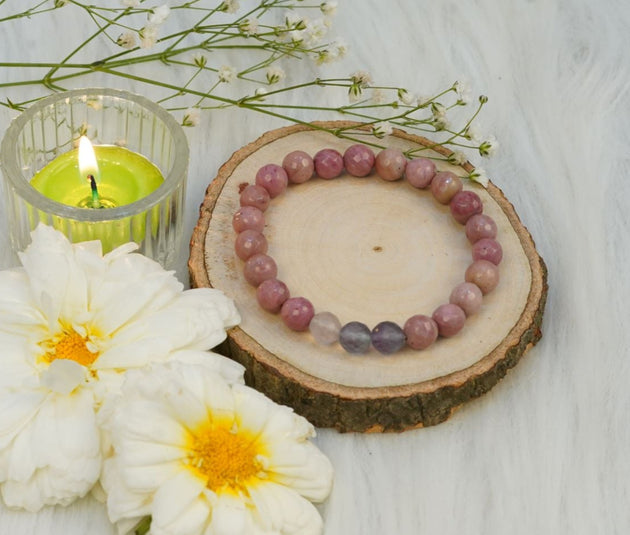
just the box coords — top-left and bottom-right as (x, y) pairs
(78, 136), (99, 181)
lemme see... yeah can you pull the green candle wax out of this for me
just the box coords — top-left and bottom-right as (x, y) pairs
(30, 145), (163, 207)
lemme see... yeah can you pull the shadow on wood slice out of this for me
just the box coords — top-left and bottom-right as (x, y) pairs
(189, 121), (548, 433)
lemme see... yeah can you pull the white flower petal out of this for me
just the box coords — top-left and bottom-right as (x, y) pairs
(207, 493), (248, 535)
(0, 390), (45, 451)
(40, 359), (87, 394)
(169, 350), (245, 385)
(151, 469), (206, 529)
(102, 457), (152, 523)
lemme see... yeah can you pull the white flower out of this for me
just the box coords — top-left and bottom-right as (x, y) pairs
(121, 0), (139, 7)
(465, 122), (482, 142)
(305, 18), (328, 45)
(102, 361), (333, 535)
(266, 66), (285, 85)
(182, 107), (201, 127)
(453, 79), (472, 105)
(448, 151), (468, 166)
(397, 88), (416, 106)
(139, 24), (159, 49)
(116, 32), (137, 49)
(254, 87), (268, 100)
(370, 88), (387, 104)
(317, 38), (347, 64)
(148, 4), (170, 25)
(218, 65), (237, 83)
(478, 135), (499, 157)
(469, 167), (489, 187)
(349, 70), (372, 101)
(220, 0), (240, 13)
(284, 11), (307, 29)
(241, 17), (259, 36)
(372, 121), (393, 138)
(0, 225), (241, 512)
(320, 2), (338, 16)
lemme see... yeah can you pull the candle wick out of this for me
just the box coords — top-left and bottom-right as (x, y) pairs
(88, 174), (101, 209)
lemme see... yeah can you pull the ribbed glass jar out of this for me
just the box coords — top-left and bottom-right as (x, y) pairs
(0, 88), (189, 270)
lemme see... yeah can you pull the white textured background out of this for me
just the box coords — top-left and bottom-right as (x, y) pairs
(1, 0), (629, 533)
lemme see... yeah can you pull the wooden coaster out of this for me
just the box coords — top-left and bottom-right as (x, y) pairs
(189, 121), (547, 432)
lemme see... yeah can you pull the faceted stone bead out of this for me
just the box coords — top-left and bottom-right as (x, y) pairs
(339, 321), (372, 354)
(343, 144), (375, 177)
(243, 253), (277, 287)
(405, 158), (436, 189)
(234, 229), (268, 260)
(280, 297), (315, 331)
(309, 311), (342, 345)
(472, 238), (503, 265)
(449, 282), (483, 316)
(239, 184), (270, 212)
(314, 148), (344, 179)
(432, 303), (466, 337)
(371, 321), (406, 354)
(256, 278), (290, 313)
(449, 190), (483, 224)
(465, 213), (498, 243)
(403, 315), (438, 350)
(431, 171), (463, 204)
(282, 150), (314, 184)
(232, 206), (265, 233)
(465, 260), (500, 294)
(375, 148), (407, 181)
(255, 163), (288, 198)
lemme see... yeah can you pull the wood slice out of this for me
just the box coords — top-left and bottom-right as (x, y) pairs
(189, 121), (547, 433)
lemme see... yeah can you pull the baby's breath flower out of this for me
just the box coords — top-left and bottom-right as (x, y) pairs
(317, 38), (347, 64)
(431, 101), (449, 130)
(465, 122), (482, 141)
(240, 17), (259, 36)
(372, 121), (393, 138)
(320, 1), (338, 16)
(305, 18), (328, 45)
(116, 32), (136, 49)
(448, 151), (468, 165)
(469, 167), (489, 187)
(193, 52), (207, 68)
(219, 0), (240, 13)
(285, 11), (307, 30)
(398, 88), (416, 106)
(121, 0), (139, 6)
(54, 0), (68, 7)
(290, 29), (305, 42)
(416, 94), (430, 107)
(254, 87), (268, 100)
(371, 88), (387, 104)
(218, 65), (237, 83)
(148, 4), (170, 25)
(348, 70), (372, 101)
(454, 79), (472, 105)
(139, 24), (159, 49)
(266, 66), (285, 85)
(479, 135), (499, 157)
(182, 107), (201, 127)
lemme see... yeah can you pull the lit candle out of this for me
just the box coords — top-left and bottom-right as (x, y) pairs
(31, 136), (164, 210)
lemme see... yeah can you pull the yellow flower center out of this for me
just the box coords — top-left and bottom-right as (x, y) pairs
(44, 328), (99, 367)
(187, 423), (263, 493)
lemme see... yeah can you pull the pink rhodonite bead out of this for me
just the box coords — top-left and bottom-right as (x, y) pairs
(403, 314), (438, 350)
(255, 164), (288, 198)
(405, 158), (436, 189)
(234, 229), (268, 260)
(449, 282), (483, 316)
(314, 148), (344, 179)
(281, 297), (315, 331)
(375, 148), (407, 181)
(432, 303), (466, 337)
(256, 278), (290, 313)
(472, 238), (503, 265)
(243, 253), (277, 287)
(465, 214), (498, 243)
(232, 206), (265, 233)
(239, 184), (270, 212)
(449, 190), (483, 224)
(309, 311), (342, 345)
(343, 144), (375, 177)
(431, 171), (463, 204)
(282, 150), (314, 184)
(465, 260), (500, 294)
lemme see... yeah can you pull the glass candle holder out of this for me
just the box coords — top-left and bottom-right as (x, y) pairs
(0, 88), (189, 270)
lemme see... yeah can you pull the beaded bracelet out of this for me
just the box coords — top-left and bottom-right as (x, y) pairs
(232, 144), (502, 355)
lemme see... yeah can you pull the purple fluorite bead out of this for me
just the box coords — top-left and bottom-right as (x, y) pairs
(310, 311), (342, 345)
(371, 321), (406, 354)
(314, 148), (344, 179)
(339, 321), (372, 354)
(343, 144), (375, 177)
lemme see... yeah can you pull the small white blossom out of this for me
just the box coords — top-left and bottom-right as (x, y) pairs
(116, 32), (136, 49)
(218, 65), (237, 83)
(316, 38), (347, 64)
(305, 18), (328, 45)
(448, 151), (468, 165)
(371, 88), (387, 104)
(398, 88), (416, 106)
(182, 107), (201, 127)
(454, 79), (472, 105)
(148, 4), (170, 25)
(54, 0), (68, 7)
(320, 2), (338, 16)
(479, 135), (499, 157)
(465, 122), (482, 142)
(220, 0), (240, 13)
(469, 167), (489, 187)
(351, 70), (372, 87)
(290, 29), (305, 42)
(416, 95), (430, 107)
(192, 52), (207, 68)
(372, 121), (393, 139)
(254, 87), (268, 100)
(431, 102), (449, 130)
(139, 24), (159, 48)
(266, 66), (285, 85)
(285, 11), (307, 29)
(121, 0), (139, 7)
(241, 17), (259, 36)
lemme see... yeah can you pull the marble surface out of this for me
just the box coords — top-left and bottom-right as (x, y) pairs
(1, 0), (629, 534)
